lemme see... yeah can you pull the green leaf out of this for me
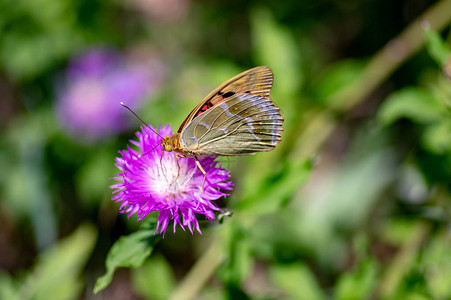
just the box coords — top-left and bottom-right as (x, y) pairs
(423, 27), (451, 66)
(335, 259), (378, 300)
(0, 272), (20, 300)
(20, 223), (97, 300)
(219, 222), (253, 284)
(334, 235), (378, 299)
(76, 148), (116, 208)
(421, 232), (451, 299)
(422, 118), (451, 154)
(270, 263), (326, 300)
(94, 228), (160, 294)
(380, 219), (420, 246)
(238, 156), (312, 215)
(1, 109), (60, 220)
(0, 0), (85, 80)
(251, 7), (303, 96)
(131, 254), (176, 300)
(313, 60), (366, 106)
(378, 87), (444, 126)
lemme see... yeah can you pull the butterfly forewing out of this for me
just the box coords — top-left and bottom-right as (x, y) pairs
(177, 66), (273, 133)
(180, 93), (283, 156)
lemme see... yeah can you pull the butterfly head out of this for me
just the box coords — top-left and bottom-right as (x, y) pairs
(161, 137), (172, 152)
(161, 134), (181, 153)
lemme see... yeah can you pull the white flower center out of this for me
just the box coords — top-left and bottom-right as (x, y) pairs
(148, 153), (196, 203)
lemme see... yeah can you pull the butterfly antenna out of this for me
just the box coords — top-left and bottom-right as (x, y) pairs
(139, 142), (162, 158)
(120, 102), (164, 139)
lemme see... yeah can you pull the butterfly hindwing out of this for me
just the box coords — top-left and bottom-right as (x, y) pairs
(177, 66), (273, 133)
(180, 93), (283, 156)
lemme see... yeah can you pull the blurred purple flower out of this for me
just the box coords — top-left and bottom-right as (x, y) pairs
(56, 47), (164, 141)
(111, 124), (233, 237)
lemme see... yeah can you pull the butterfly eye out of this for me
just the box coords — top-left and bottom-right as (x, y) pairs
(164, 144), (172, 152)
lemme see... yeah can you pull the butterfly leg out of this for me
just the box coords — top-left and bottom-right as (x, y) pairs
(194, 156), (206, 193)
(174, 154), (182, 183)
(159, 150), (168, 182)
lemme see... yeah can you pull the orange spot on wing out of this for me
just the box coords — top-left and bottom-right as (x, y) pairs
(194, 96), (222, 118)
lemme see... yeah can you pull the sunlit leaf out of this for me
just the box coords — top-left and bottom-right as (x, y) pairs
(422, 118), (451, 154)
(0, 272), (19, 300)
(271, 263), (326, 300)
(0, 0), (84, 80)
(77, 148), (115, 207)
(313, 60), (365, 106)
(421, 232), (451, 299)
(423, 27), (451, 66)
(219, 222), (254, 284)
(251, 7), (303, 97)
(94, 227), (160, 294)
(131, 254), (176, 300)
(238, 158), (312, 215)
(378, 87), (444, 125)
(20, 223), (97, 300)
(335, 260), (378, 300)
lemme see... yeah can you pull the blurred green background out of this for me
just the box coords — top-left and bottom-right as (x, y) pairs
(1, 0), (451, 299)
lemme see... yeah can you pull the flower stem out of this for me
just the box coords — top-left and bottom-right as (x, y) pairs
(291, 0), (451, 161)
(168, 238), (225, 300)
(374, 222), (431, 298)
(330, 0), (451, 112)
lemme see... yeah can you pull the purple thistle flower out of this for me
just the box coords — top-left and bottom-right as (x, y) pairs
(56, 47), (164, 141)
(111, 124), (233, 237)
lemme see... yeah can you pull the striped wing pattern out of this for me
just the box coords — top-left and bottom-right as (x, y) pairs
(180, 93), (283, 156)
(177, 66), (273, 133)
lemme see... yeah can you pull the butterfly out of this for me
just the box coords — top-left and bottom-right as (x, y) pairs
(161, 66), (284, 190)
